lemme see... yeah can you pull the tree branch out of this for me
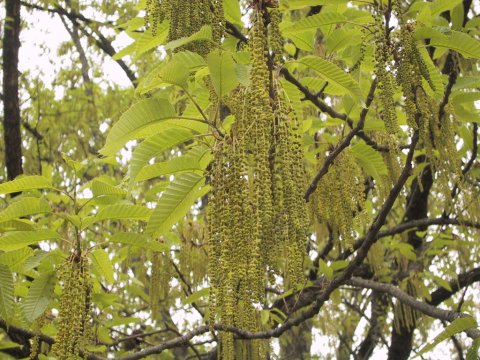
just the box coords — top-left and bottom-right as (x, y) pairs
(348, 277), (480, 340)
(303, 79), (377, 201)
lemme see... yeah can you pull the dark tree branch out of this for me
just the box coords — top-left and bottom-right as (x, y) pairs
(348, 277), (480, 339)
(303, 79), (377, 201)
(280, 68), (390, 152)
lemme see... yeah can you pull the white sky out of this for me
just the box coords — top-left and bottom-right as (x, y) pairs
(19, 9), (133, 89)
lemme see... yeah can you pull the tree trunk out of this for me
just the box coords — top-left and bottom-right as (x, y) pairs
(3, 0), (23, 181)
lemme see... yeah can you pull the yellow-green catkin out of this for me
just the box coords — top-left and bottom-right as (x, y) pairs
(150, 251), (171, 321)
(207, 6), (308, 359)
(269, 6), (284, 65)
(29, 313), (47, 359)
(145, 0), (212, 54)
(51, 254), (92, 360)
(272, 79), (308, 287)
(314, 150), (365, 247)
(373, 11), (398, 135)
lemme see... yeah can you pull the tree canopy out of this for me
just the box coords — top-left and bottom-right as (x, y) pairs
(0, 0), (480, 359)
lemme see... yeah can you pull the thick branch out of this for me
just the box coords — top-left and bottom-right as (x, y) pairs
(348, 277), (480, 339)
(3, 0), (24, 181)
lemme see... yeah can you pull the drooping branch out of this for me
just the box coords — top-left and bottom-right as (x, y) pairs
(303, 79), (377, 201)
(348, 277), (480, 340)
(280, 68), (389, 152)
(429, 267), (480, 306)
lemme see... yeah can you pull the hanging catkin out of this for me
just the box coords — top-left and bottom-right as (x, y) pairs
(207, 4), (308, 358)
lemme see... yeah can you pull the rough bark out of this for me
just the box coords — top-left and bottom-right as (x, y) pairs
(2, 0), (24, 181)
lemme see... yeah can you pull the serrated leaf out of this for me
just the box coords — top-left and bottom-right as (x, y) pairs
(0, 264), (14, 325)
(283, 0), (349, 10)
(351, 142), (388, 181)
(223, 0), (242, 25)
(91, 181), (127, 197)
(0, 176), (52, 195)
(110, 233), (170, 252)
(164, 25), (212, 52)
(0, 230), (60, 251)
(417, 317), (478, 357)
(101, 98), (177, 156)
(0, 247), (34, 272)
(293, 56), (363, 102)
(207, 50), (239, 99)
(283, 12), (345, 34)
(430, 0), (463, 17)
(0, 197), (51, 223)
(23, 271), (56, 323)
(417, 47), (444, 98)
(0, 219), (35, 232)
(82, 204), (153, 229)
(113, 21), (169, 60)
(183, 287), (209, 305)
(146, 173), (209, 236)
(130, 128), (194, 183)
(135, 149), (210, 182)
(90, 249), (114, 284)
(430, 30), (480, 59)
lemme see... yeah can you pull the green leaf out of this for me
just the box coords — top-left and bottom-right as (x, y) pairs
(430, 30), (480, 59)
(0, 176), (52, 195)
(136, 153), (207, 182)
(110, 233), (170, 252)
(82, 204), (153, 229)
(223, 0), (242, 25)
(0, 247), (34, 272)
(0, 230), (60, 251)
(91, 180), (127, 197)
(155, 59), (189, 88)
(318, 259), (333, 280)
(101, 98), (177, 156)
(417, 47), (445, 98)
(430, 0), (463, 17)
(164, 25), (212, 52)
(207, 50), (239, 98)
(417, 317), (478, 356)
(0, 264), (14, 325)
(23, 271), (56, 323)
(146, 173), (209, 236)
(113, 21), (169, 60)
(283, 0), (349, 9)
(283, 12), (345, 34)
(90, 249), (115, 284)
(293, 56), (363, 102)
(0, 197), (51, 223)
(466, 338), (480, 360)
(351, 142), (388, 181)
(0, 341), (20, 350)
(432, 275), (453, 292)
(130, 128), (194, 183)
(183, 287), (209, 305)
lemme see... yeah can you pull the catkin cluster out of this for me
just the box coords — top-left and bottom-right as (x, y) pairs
(314, 150), (366, 246)
(207, 7), (306, 359)
(373, 12), (398, 135)
(145, 0), (218, 54)
(393, 2), (460, 207)
(51, 254), (92, 360)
